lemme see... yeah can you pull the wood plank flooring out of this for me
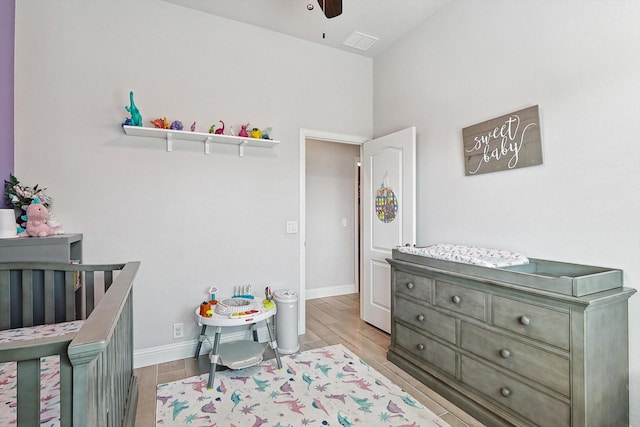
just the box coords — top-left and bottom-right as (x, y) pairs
(133, 293), (484, 427)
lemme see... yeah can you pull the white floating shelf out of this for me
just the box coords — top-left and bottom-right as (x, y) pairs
(122, 125), (279, 157)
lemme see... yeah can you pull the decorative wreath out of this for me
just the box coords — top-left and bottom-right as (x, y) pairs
(375, 184), (398, 223)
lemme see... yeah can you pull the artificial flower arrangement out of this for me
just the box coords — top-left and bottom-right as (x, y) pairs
(3, 174), (59, 233)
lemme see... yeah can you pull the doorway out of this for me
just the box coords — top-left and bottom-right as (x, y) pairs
(298, 129), (369, 335)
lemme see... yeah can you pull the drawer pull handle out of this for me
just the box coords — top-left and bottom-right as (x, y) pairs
(451, 295), (461, 304)
(417, 344), (425, 351)
(499, 349), (511, 359)
(406, 282), (414, 289)
(519, 316), (531, 326)
(417, 314), (425, 322)
(500, 387), (512, 397)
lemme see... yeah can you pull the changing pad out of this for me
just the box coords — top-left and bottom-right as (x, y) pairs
(397, 244), (529, 268)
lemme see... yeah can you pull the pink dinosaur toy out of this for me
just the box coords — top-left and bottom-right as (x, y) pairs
(238, 124), (249, 137)
(215, 120), (225, 135)
(21, 199), (60, 237)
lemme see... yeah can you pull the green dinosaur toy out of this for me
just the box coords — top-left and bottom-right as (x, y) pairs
(125, 91), (142, 126)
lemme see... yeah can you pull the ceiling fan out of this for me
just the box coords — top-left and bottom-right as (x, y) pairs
(317, 0), (342, 19)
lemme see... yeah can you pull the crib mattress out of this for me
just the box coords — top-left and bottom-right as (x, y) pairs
(0, 320), (84, 426)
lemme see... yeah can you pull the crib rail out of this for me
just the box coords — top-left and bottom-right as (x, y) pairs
(69, 261), (140, 427)
(0, 262), (127, 330)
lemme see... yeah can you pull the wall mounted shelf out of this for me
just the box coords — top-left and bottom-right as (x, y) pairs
(122, 125), (279, 157)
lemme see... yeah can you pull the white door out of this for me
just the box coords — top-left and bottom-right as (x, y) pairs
(361, 127), (416, 333)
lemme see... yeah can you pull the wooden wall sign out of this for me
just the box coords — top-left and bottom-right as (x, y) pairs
(462, 105), (543, 176)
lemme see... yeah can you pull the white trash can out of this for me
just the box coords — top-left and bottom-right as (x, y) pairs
(273, 289), (300, 354)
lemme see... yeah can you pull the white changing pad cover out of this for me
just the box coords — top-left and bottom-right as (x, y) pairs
(397, 244), (529, 268)
(0, 320), (85, 427)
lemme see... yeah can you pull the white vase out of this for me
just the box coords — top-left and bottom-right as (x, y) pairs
(0, 208), (19, 238)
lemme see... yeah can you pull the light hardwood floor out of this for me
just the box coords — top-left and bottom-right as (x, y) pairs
(133, 293), (484, 427)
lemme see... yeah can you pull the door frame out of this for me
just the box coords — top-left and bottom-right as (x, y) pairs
(298, 128), (370, 335)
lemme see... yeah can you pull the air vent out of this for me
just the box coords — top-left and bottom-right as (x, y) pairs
(342, 31), (379, 51)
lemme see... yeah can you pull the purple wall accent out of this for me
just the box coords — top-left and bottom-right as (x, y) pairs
(0, 0), (15, 208)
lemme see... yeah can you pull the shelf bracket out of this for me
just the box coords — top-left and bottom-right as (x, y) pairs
(204, 136), (213, 155)
(238, 140), (248, 157)
(166, 132), (173, 152)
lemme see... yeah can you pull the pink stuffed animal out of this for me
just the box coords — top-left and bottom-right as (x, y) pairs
(21, 200), (60, 237)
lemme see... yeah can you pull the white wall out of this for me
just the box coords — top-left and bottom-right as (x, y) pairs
(13, 0), (372, 364)
(305, 139), (360, 298)
(373, 0), (640, 423)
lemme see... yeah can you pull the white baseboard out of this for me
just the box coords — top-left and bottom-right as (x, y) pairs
(134, 328), (267, 369)
(305, 283), (357, 300)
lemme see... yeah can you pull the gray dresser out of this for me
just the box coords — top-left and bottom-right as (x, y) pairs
(387, 249), (635, 427)
(0, 233), (82, 262)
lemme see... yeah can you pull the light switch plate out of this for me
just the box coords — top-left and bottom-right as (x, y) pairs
(286, 221), (298, 234)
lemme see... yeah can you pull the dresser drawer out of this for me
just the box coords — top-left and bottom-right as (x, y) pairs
(435, 281), (486, 321)
(461, 356), (570, 426)
(460, 322), (570, 396)
(395, 270), (432, 303)
(492, 296), (570, 350)
(395, 323), (456, 376)
(395, 297), (456, 344)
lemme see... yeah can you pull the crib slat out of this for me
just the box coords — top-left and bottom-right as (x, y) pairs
(86, 270), (95, 317)
(44, 269), (56, 324)
(104, 269), (114, 291)
(17, 358), (41, 426)
(21, 270), (34, 327)
(65, 271), (75, 321)
(0, 270), (9, 329)
(60, 352), (74, 427)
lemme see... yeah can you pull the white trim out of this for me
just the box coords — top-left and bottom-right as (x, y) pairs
(353, 155), (360, 294)
(298, 129), (370, 336)
(305, 284), (358, 300)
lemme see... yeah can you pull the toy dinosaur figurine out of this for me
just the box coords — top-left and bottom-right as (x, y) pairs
(125, 91), (142, 127)
(150, 117), (170, 129)
(238, 123), (250, 137)
(215, 120), (225, 135)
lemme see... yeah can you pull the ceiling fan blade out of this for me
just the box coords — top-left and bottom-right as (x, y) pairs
(317, 0), (342, 19)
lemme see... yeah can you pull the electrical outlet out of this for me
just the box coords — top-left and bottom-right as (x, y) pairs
(172, 323), (184, 339)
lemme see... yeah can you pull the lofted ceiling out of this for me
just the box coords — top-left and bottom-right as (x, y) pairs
(161, 0), (450, 58)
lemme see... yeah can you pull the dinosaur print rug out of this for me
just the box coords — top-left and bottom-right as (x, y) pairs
(156, 344), (449, 426)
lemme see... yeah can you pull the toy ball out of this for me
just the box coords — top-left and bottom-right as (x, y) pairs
(170, 120), (183, 130)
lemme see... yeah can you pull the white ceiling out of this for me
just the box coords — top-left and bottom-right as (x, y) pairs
(161, 0), (450, 58)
